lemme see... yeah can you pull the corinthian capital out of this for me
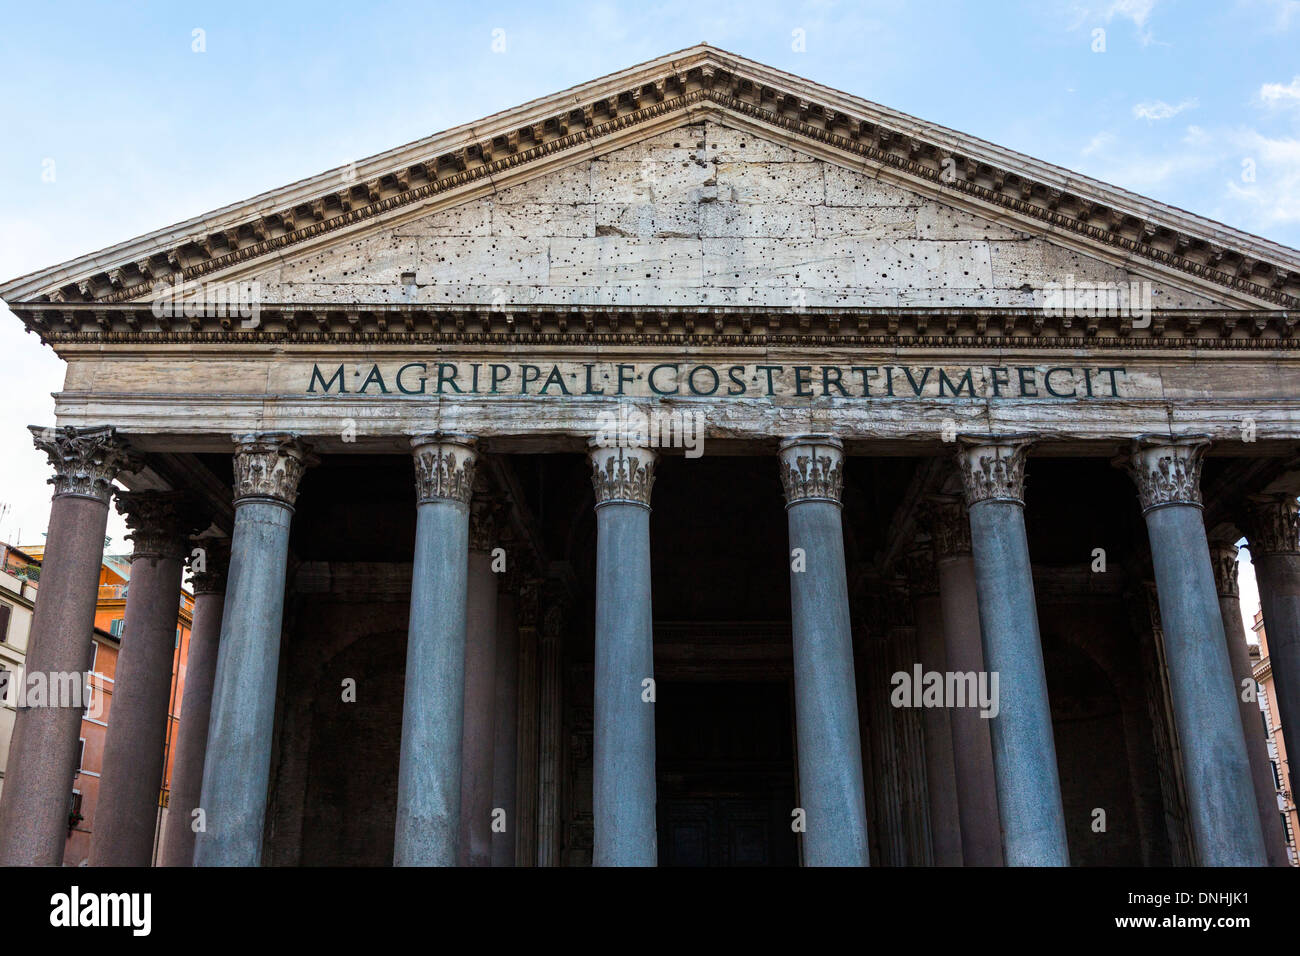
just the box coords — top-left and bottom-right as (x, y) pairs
(469, 490), (505, 553)
(1242, 494), (1300, 556)
(957, 435), (1032, 506)
(918, 494), (972, 558)
(902, 548), (939, 596)
(232, 433), (314, 506)
(411, 433), (477, 504)
(30, 425), (140, 504)
(1207, 540), (1240, 598)
(779, 435), (844, 507)
(589, 442), (657, 508)
(190, 538), (231, 595)
(116, 491), (209, 563)
(1120, 435), (1208, 514)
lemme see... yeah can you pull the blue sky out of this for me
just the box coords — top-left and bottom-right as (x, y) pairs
(0, 0), (1295, 613)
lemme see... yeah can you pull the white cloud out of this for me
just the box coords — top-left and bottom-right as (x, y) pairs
(1108, 0), (1159, 27)
(1226, 128), (1300, 224)
(1065, 0), (1164, 45)
(1082, 130), (1117, 155)
(1133, 97), (1199, 120)
(1259, 75), (1300, 108)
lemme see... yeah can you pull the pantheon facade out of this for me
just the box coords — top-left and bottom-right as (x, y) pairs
(2, 46), (1299, 867)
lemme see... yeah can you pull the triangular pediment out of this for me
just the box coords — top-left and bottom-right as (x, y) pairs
(235, 118), (1230, 311)
(5, 44), (1299, 322)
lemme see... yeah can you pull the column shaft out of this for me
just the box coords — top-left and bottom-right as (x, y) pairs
(195, 434), (310, 867)
(92, 492), (204, 866)
(514, 582), (540, 867)
(592, 502), (657, 865)
(909, 560), (963, 866)
(1125, 436), (1265, 866)
(781, 436), (870, 866)
(394, 434), (475, 867)
(590, 443), (658, 867)
(1209, 543), (1290, 866)
(159, 543), (227, 867)
(459, 535), (499, 867)
(0, 426), (135, 866)
(959, 436), (1068, 866)
(536, 600), (563, 867)
(922, 496), (1003, 866)
(491, 588), (520, 867)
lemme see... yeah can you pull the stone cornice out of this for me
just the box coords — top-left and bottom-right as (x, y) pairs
(5, 46), (1297, 312)
(15, 304), (1300, 347)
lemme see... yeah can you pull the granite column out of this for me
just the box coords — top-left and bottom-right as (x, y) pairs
(779, 435), (870, 866)
(957, 435), (1068, 866)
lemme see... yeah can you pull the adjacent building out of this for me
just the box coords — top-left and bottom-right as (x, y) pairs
(0, 545), (38, 804)
(1, 543), (192, 865)
(1252, 608), (1300, 865)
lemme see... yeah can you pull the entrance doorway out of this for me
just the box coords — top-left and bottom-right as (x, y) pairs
(655, 681), (798, 866)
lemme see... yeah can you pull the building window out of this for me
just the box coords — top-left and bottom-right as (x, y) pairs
(76, 738), (85, 773)
(87, 641), (97, 674)
(109, 618), (124, 637)
(0, 602), (11, 642)
(1272, 761), (1283, 789)
(68, 790), (83, 834)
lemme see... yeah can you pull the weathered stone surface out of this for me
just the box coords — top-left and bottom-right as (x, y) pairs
(246, 120), (1223, 310)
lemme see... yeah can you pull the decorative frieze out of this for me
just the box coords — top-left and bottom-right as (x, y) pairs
(1207, 541), (1241, 598)
(410, 433), (477, 504)
(1120, 435), (1208, 514)
(956, 435), (1032, 506)
(232, 432), (314, 505)
(190, 538), (231, 595)
(589, 443), (657, 508)
(1242, 493), (1300, 555)
(918, 494), (972, 557)
(115, 491), (209, 563)
(21, 304), (1300, 346)
(29, 425), (139, 503)
(778, 435), (844, 507)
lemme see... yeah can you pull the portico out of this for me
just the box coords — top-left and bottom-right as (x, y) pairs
(2, 46), (1299, 867)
